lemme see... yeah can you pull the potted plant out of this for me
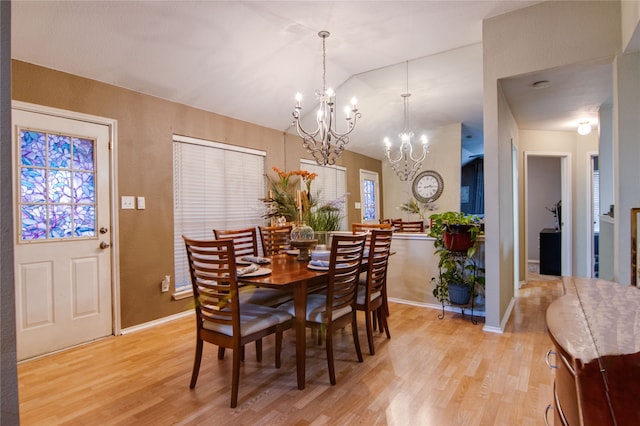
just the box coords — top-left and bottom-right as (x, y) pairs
(429, 211), (482, 253)
(428, 211), (484, 305)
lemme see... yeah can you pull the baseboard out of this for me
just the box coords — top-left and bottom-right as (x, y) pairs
(120, 310), (193, 335)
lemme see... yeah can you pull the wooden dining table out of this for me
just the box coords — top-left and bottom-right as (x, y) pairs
(239, 253), (330, 390)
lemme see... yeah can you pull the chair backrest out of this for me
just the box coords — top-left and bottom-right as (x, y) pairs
(351, 222), (392, 234)
(183, 236), (240, 336)
(364, 229), (393, 300)
(325, 234), (367, 319)
(258, 225), (292, 256)
(392, 220), (424, 233)
(212, 227), (258, 257)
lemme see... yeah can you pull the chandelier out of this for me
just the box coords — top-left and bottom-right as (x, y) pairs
(292, 31), (361, 166)
(384, 61), (428, 181)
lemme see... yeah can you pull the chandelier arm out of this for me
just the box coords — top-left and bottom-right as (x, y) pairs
(290, 30), (359, 166)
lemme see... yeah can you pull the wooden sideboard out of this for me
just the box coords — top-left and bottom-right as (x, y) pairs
(545, 277), (640, 425)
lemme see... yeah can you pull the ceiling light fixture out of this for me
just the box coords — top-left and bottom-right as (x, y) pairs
(384, 61), (428, 182)
(577, 121), (592, 135)
(292, 31), (360, 166)
(532, 80), (550, 90)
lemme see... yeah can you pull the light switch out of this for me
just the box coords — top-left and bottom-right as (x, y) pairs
(121, 196), (135, 209)
(355, 202), (361, 209)
(137, 196), (146, 210)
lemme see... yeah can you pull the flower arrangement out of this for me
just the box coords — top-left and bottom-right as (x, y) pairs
(264, 167), (344, 232)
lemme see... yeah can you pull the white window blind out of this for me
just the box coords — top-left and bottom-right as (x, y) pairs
(593, 169), (600, 233)
(173, 135), (265, 292)
(300, 159), (347, 230)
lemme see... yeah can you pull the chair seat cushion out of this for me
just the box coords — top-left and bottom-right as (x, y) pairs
(356, 285), (381, 305)
(202, 303), (292, 337)
(279, 294), (352, 323)
(238, 285), (293, 307)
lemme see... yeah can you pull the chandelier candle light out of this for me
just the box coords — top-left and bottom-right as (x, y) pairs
(384, 61), (429, 182)
(292, 31), (361, 166)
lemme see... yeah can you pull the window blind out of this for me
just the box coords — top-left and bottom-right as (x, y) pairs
(173, 135), (265, 292)
(300, 159), (347, 230)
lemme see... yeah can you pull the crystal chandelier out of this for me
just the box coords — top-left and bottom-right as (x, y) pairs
(384, 61), (428, 181)
(292, 31), (361, 166)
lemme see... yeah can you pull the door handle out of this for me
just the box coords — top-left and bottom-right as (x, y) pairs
(99, 227), (109, 234)
(100, 241), (111, 249)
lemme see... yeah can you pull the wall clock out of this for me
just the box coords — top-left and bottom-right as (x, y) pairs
(412, 170), (444, 203)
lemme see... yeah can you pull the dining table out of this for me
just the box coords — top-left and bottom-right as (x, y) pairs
(239, 253), (331, 390)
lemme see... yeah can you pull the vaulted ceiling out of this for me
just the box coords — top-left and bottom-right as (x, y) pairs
(11, 1), (613, 163)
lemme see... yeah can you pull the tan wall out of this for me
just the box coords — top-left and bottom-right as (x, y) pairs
(382, 122), (462, 222)
(12, 60), (381, 328)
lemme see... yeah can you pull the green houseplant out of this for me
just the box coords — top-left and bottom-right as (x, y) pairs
(428, 211), (484, 305)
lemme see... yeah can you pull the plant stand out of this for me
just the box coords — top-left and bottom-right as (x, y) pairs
(438, 296), (478, 325)
(436, 252), (479, 325)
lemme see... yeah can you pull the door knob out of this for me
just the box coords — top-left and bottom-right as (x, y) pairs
(100, 241), (111, 249)
(99, 227), (109, 234)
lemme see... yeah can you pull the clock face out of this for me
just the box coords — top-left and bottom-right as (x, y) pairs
(412, 170), (444, 203)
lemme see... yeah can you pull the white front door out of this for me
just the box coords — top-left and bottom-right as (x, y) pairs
(12, 108), (113, 360)
(359, 169), (380, 223)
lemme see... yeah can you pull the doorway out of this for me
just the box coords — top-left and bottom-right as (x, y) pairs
(524, 151), (572, 280)
(12, 102), (118, 360)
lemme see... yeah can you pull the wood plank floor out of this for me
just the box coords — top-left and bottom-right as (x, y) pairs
(18, 280), (563, 425)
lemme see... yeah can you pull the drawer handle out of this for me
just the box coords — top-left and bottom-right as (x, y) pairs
(545, 350), (557, 369)
(544, 404), (554, 426)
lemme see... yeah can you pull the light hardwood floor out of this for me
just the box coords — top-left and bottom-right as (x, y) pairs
(18, 280), (563, 425)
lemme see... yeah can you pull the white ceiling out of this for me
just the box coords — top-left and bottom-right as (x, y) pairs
(11, 1), (613, 162)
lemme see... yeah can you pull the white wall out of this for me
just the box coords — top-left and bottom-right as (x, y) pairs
(527, 156), (561, 261)
(613, 50), (640, 284)
(382, 122), (461, 221)
(483, 0), (621, 329)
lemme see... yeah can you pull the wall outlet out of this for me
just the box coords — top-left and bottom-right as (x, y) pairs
(161, 275), (170, 292)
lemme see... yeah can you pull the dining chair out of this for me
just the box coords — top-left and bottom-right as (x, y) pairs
(351, 222), (392, 234)
(212, 226), (293, 364)
(356, 229), (393, 355)
(278, 234), (367, 385)
(212, 226), (259, 257)
(183, 236), (292, 408)
(259, 224), (292, 256)
(213, 226), (292, 307)
(392, 220), (424, 232)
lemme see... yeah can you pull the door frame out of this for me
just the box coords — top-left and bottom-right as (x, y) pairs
(12, 101), (121, 335)
(586, 151), (598, 278)
(359, 169), (380, 223)
(523, 151), (573, 279)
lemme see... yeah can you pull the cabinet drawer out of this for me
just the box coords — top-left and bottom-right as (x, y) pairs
(555, 350), (581, 425)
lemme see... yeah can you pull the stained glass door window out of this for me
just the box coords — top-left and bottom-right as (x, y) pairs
(19, 128), (96, 241)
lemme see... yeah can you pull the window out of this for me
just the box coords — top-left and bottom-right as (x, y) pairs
(300, 159), (347, 230)
(173, 135), (265, 292)
(18, 128), (96, 241)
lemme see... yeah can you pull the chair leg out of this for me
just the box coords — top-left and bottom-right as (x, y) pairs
(379, 307), (391, 339)
(190, 338), (203, 388)
(255, 339), (263, 362)
(325, 325), (336, 385)
(275, 331), (282, 368)
(351, 313), (363, 363)
(218, 346), (225, 360)
(365, 308), (375, 355)
(230, 347), (241, 408)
